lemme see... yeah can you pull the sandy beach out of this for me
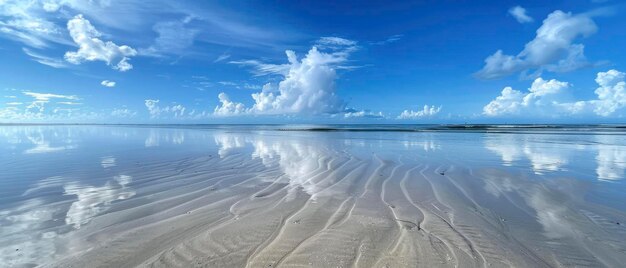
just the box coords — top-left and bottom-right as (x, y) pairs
(1, 125), (626, 267)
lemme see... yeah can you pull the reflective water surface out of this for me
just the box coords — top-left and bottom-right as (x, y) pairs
(1, 125), (625, 267)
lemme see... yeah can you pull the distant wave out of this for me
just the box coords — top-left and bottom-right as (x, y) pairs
(275, 124), (626, 134)
(2, 123), (625, 134)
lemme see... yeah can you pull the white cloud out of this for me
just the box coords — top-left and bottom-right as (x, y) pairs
(214, 53), (231, 63)
(343, 109), (384, 118)
(316, 36), (357, 48)
(370, 34), (403, 45)
(217, 38), (354, 116)
(229, 59), (291, 76)
(0, 1), (70, 48)
(167, 104), (186, 117)
(218, 81), (237, 86)
(243, 83), (262, 90)
(145, 99), (161, 118)
(484, 69), (626, 117)
(248, 48), (347, 115)
(23, 91), (78, 113)
(144, 99), (186, 119)
(0, 91), (106, 121)
(6, 102), (22, 105)
(214, 92), (246, 116)
(140, 17), (198, 56)
(23, 92), (78, 102)
(64, 14), (137, 71)
(509, 6), (534, 23)
(483, 78), (569, 116)
(476, 10), (597, 79)
(483, 87), (525, 116)
(590, 69), (626, 116)
(101, 80), (116, 87)
(22, 48), (68, 68)
(397, 105), (442, 119)
(111, 108), (136, 118)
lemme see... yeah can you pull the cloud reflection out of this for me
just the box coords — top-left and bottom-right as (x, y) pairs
(64, 175), (135, 229)
(595, 135), (626, 181)
(214, 132), (342, 198)
(481, 171), (578, 240)
(485, 135), (577, 176)
(485, 134), (626, 181)
(23, 128), (76, 154)
(0, 174), (135, 266)
(101, 156), (116, 168)
(145, 129), (186, 147)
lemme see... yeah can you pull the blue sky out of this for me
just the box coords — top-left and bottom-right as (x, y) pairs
(1, 0), (625, 123)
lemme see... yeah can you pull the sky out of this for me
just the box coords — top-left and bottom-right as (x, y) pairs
(0, 0), (625, 124)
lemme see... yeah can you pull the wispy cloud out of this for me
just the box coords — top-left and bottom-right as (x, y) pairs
(229, 59), (291, 76)
(0, 0), (71, 48)
(370, 34), (403, 45)
(22, 48), (68, 68)
(140, 16), (199, 57)
(214, 53), (231, 63)
(0, 90), (95, 122)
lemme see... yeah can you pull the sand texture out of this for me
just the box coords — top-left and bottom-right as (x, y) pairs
(1, 126), (626, 267)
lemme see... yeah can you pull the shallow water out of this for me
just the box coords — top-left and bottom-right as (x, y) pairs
(1, 125), (626, 267)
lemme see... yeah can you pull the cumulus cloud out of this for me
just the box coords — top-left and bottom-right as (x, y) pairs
(214, 92), (246, 116)
(216, 38), (355, 116)
(483, 87), (526, 116)
(397, 105), (442, 119)
(145, 99), (161, 118)
(144, 99), (186, 119)
(509, 6), (534, 23)
(100, 80), (116, 87)
(484, 78), (570, 116)
(111, 108), (136, 118)
(64, 14), (137, 71)
(589, 69), (626, 116)
(484, 69), (626, 117)
(476, 10), (597, 79)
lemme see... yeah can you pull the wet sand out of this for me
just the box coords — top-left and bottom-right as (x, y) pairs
(1, 126), (626, 267)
